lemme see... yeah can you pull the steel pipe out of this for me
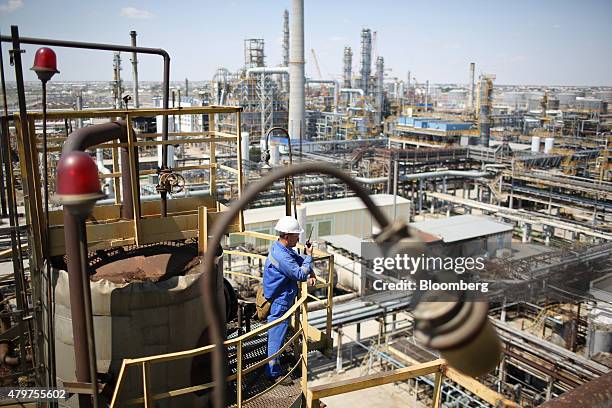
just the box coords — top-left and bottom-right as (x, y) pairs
(306, 79), (339, 113)
(62, 120), (134, 219)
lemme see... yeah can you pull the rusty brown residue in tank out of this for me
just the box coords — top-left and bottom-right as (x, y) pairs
(537, 371), (612, 408)
(89, 243), (201, 284)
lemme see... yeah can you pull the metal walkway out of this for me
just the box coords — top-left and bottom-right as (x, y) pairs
(225, 324), (302, 408)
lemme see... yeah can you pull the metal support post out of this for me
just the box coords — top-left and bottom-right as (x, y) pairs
(336, 326), (343, 373)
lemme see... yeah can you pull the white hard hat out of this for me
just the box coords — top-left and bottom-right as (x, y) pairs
(274, 216), (304, 234)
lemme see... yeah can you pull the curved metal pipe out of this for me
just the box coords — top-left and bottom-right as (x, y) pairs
(263, 127), (296, 216)
(0, 34), (171, 216)
(307, 79), (339, 113)
(62, 120), (134, 219)
(246, 67), (289, 76)
(200, 162), (392, 408)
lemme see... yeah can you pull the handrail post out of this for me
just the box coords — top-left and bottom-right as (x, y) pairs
(432, 371), (444, 408)
(237, 340), (243, 408)
(325, 254), (334, 355)
(301, 282), (308, 398)
(142, 362), (152, 408)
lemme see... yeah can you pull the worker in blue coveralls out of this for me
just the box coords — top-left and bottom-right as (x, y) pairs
(263, 216), (316, 384)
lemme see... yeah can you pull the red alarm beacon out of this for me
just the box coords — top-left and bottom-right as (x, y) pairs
(54, 151), (105, 217)
(31, 47), (59, 83)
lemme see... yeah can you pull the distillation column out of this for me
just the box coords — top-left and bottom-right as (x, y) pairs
(479, 75), (494, 147)
(359, 28), (372, 95)
(468, 62), (475, 113)
(376, 56), (384, 123)
(288, 0), (305, 141)
(343, 46), (352, 88)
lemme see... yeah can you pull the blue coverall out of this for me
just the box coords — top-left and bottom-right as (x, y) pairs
(263, 240), (313, 378)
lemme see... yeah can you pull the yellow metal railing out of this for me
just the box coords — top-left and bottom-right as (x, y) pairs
(306, 359), (521, 408)
(109, 231), (334, 407)
(11, 106), (246, 262)
(109, 283), (308, 407)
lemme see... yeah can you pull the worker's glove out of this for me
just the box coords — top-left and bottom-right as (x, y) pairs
(305, 245), (313, 256)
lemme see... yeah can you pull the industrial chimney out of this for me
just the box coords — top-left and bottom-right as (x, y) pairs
(282, 9), (290, 91)
(288, 0), (305, 141)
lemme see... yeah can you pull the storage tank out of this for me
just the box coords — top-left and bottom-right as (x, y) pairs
(587, 324), (612, 357)
(52, 243), (228, 407)
(596, 90), (612, 103)
(557, 92), (577, 107)
(546, 98), (560, 110)
(544, 137), (554, 154)
(241, 131), (249, 163)
(270, 143), (281, 166)
(531, 136), (540, 153)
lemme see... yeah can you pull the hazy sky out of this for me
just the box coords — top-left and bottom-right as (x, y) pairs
(1, 0), (611, 86)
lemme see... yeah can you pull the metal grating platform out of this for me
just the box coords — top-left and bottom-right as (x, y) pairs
(225, 323), (303, 408)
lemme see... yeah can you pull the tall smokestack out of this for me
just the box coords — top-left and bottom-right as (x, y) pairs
(130, 31), (139, 108)
(185, 78), (189, 97)
(359, 28), (372, 95)
(376, 56), (384, 123)
(282, 9), (290, 91)
(468, 62), (475, 112)
(75, 92), (83, 129)
(343, 46), (352, 88)
(288, 0), (305, 141)
(113, 52), (123, 109)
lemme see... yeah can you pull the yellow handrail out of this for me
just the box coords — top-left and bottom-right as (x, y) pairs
(110, 287), (309, 407)
(110, 231), (334, 407)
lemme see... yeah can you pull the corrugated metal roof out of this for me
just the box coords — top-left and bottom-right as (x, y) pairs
(320, 234), (367, 256)
(410, 215), (512, 243)
(244, 194), (411, 225)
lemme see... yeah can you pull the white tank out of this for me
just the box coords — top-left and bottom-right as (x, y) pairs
(531, 136), (540, 153)
(270, 144), (280, 166)
(241, 131), (249, 163)
(544, 137), (554, 154)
